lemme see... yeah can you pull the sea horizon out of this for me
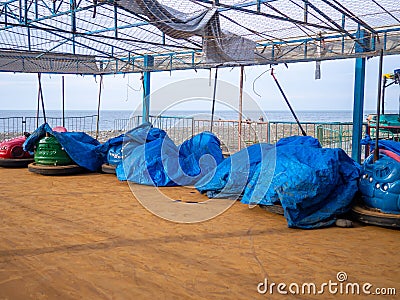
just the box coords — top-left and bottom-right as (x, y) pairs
(1, 109), (398, 131)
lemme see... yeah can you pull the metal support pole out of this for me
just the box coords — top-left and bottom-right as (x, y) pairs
(18, 0), (22, 22)
(70, 0), (76, 54)
(351, 57), (366, 163)
(341, 15), (345, 54)
(24, 0), (31, 51)
(303, 0), (308, 22)
(142, 55), (153, 124)
(270, 69), (307, 136)
(238, 66), (244, 151)
(381, 76), (387, 115)
(114, 2), (118, 38)
(351, 28), (370, 163)
(38, 73), (46, 124)
(4, 3), (8, 26)
(36, 76), (40, 128)
(62, 76), (65, 128)
(374, 49), (384, 162)
(34, 0), (38, 19)
(95, 75), (103, 140)
(210, 67), (218, 133)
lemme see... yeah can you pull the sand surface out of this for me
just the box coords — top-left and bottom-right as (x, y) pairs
(0, 168), (399, 299)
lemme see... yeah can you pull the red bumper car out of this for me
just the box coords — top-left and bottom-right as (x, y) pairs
(0, 133), (34, 167)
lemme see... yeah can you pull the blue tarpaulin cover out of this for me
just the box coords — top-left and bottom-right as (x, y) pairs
(23, 123), (123, 171)
(24, 124), (360, 228)
(361, 134), (400, 156)
(106, 144), (123, 165)
(196, 136), (361, 229)
(116, 123), (224, 186)
(99, 135), (125, 165)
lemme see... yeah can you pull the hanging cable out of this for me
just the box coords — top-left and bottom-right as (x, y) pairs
(253, 68), (272, 97)
(125, 75), (142, 102)
(127, 75), (142, 92)
(270, 68), (307, 136)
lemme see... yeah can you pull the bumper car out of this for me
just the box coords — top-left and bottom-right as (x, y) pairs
(0, 133), (34, 167)
(28, 127), (84, 175)
(353, 150), (400, 228)
(101, 144), (122, 174)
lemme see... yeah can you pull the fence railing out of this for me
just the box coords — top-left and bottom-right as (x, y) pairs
(0, 117), (24, 140)
(0, 114), (370, 159)
(267, 121), (361, 155)
(24, 115), (98, 133)
(112, 116), (368, 157)
(367, 124), (400, 141)
(113, 115), (195, 145)
(193, 119), (269, 153)
(0, 115), (98, 140)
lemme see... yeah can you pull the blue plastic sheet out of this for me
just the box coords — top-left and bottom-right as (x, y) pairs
(23, 123), (120, 171)
(98, 134), (124, 165)
(196, 136), (361, 229)
(361, 134), (400, 156)
(116, 123), (224, 186)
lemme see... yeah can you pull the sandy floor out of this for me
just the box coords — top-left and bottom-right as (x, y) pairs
(0, 168), (399, 299)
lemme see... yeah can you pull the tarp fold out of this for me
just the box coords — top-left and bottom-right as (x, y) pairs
(196, 136), (361, 228)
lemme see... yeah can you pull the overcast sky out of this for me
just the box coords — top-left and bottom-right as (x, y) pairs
(0, 54), (399, 112)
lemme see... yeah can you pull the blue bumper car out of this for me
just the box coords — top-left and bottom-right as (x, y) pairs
(353, 150), (400, 228)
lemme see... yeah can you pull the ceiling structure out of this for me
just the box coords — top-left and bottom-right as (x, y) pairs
(0, 0), (399, 74)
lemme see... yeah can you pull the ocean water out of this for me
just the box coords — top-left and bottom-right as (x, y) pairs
(0, 109), (397, 131)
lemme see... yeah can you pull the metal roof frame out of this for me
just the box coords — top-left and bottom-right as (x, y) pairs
(0, 0), (398, 74)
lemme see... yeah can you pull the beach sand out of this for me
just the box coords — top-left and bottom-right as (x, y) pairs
(0, 168), (398, 299)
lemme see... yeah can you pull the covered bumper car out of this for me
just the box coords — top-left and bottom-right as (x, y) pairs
(0, 133), (34, 167)
(28, 126), (85, 175)
(353, 150), (400, 228)
(101, 144), (122, 174)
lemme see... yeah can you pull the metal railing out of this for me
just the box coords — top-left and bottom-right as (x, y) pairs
(367, 124), (400, 141)
(112, 117), (367, 157)
(23, 115), (98, 134)
(113, 115), (195, 145)
(0, 115), (98, 140)
(0, 114), (369, 158)
(267, 121), (360, 155)
(0, 117), (24, 140)
(193, 119), (268, 153)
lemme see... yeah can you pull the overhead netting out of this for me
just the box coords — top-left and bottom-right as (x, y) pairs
(0, 0), (399, 74)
